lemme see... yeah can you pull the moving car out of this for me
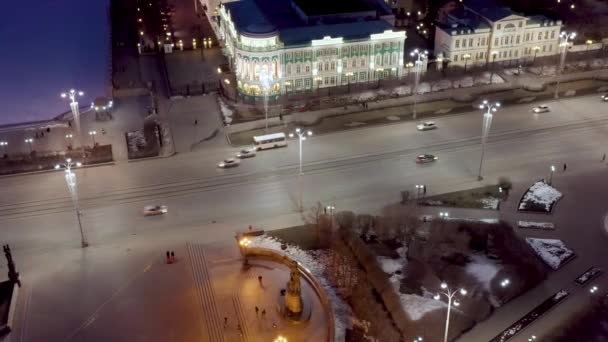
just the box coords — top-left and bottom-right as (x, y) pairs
(236, 148), (256, 158)
(218, 158), (240, 168)
(532, 104), (550, 113)
(416, 154), (438, 164)
(417, 121), (437, 131)
(143, 205), (168, 216)
(601, 94), (608, 102)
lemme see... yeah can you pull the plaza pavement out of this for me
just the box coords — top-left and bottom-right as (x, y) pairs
(412, 166), (608, 342)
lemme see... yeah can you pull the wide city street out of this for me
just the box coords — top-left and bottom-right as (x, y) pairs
(2, 93), (608, 341)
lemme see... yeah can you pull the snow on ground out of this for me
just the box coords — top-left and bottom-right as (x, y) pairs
(432, 79), (452, 91)
(518, 181), (563, 212)
(354, 90), (377, 101)
(465, 254), (501, 292)
(475, 71), (505, 85)
(126, 130), (146, 152)
(518, 221), (555, 230)
(399, 294), (447, 320)
(217, 98), (234, 124)
(417, 82), (431, 94)
(391, 85), (412, 96)
(376, 245), (407, 290)
(250, 236), (350, 341)
(453, 76), (474, 88)
(526, 238), (575, 270)
(478, 197), (500, 210)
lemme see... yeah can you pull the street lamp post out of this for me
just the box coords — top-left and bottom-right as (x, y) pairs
(0, 141), (7, 157)
(410, 49), (428, 119)
(555, 31), (576, 99)
(477, 100), (501, 181)
(434, 282), (467, 342)
(55, 158), (88, 248)
(549, 165), (556, 185)
(532, 46), (541, 64)
(88, 130), (97, 147)
(24, 138), (34, 154)
(462, 54), (471, 73)
(289, 128), (312, 211)
(239, 237), (251, 265)
(65, 134), (73, 149)
(274, 336), (287, 342)
(489, 52), (498, 83)
(60, 89), (84, 146)
(260, 68), (271, 130)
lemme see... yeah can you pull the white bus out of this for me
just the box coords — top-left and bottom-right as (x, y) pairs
(253, 132), (287, 150)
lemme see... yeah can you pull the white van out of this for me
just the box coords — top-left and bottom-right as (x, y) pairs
(253, 132), (287, 150)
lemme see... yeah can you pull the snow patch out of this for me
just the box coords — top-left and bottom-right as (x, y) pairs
(217, 98), (234, 124)
(478, 197), (500, 210)
(399, 294), (446, 320)
(518, 221), (555, 230)
(518, 181), (563, 212)
(465, 254), (501, 292)
(526, 238), (575, 270)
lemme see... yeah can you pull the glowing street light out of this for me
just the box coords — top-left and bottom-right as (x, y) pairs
(61, 89), (85, 147)
(528, 335), (537, 341)
(65, 134), (74, 148)
(274, 336), (287, 342)
(434, 282), (467, 342)
(500, 278), (511, 287)
(555, 31), (576, 99)
(0, 141), (7, 157)
(549, 165), (556, 185)
(239, 237), (251, 265)
(590, 285), (599, 294)
(414, 337), (423, 342)
(289, 128), (312, 211)
(477, 100), (500, 180)
(24, 138), (34, 154)
(410, 49), (428, 119)
(462, 53), (471, 72)
(55, 158), (88, 248)
(88, 130), (97, 146)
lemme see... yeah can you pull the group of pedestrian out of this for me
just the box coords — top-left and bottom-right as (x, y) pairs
(359, 102), (368, 109)
(165, 251), (176, 264)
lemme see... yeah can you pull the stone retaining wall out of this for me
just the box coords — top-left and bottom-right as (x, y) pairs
(244, 247), (335, 342)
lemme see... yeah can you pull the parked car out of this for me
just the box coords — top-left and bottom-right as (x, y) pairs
(416, 154), (438, 164)
(218, 158), (240, 168)
(532, 104), (550, 113)
(417, 121), (437, 131)
(601, 94), (608, 102)
(236, 148), (256, 159)
(143, 205), (168, 216)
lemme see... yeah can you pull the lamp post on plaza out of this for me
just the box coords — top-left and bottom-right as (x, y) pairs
(462, 53), (471, 73)
(260, 68), (271, 130)
(434, 282), (467, 342)
(274, 336), (287, 342)
(532, 46), (541, 67)
(555, 31), (576, 99)
(549, 165), (556, 185)
(55, 158), (88, 248)
(88, 130), (97, 147)
(289, 128), (312, 212)
(0, 141), (7, 157)
(477, 100), (500, 181)
(489, 51), (498, 83)
(410, 49), (428, 119)
(65, 134), (73, 149)
(60, 89), (84, 147)
(24, 138), (33, 154)
(238, 237), (251, 265)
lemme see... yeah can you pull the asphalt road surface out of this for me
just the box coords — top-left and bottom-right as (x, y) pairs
(2, 93), (608, 341)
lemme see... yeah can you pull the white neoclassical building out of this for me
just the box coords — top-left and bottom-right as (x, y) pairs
(434, 1), (562, 68)
(218, 0), (406, 97)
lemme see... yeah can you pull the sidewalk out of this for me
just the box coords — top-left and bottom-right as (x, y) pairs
(227, 71), (608, 146)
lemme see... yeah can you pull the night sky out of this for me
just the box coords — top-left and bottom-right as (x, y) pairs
(0, 0), (110, 125)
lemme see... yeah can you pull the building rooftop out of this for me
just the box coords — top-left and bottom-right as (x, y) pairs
(223, 0), (399, 45)
(464, 0), (521, 22)
(279, 20), (393, 46)
(292, 0), (372, 16)
(437, 8), (490, 35)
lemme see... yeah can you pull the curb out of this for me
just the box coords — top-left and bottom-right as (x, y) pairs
(127, 151), (177, 163)
(0, 161), (115, 179)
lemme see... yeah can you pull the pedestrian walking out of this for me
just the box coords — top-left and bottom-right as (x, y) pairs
(261, 309), (266, 317)
(279, 113), (283, 121)
(194, 119), (198, 125)
(224, 317), (228, 326)
(272, 322), (277, 329)
(258, 275), (263, 284)
(423, 186), (427, 195)
(171, 251), (175, 262)
(249, 224), (252, 231)
(563, 163), (567, 172)
(237, 323), (242, 332)
(166, 251), (171, 264)
(255, 306), (259, 315)
(602, 153), (606, 162)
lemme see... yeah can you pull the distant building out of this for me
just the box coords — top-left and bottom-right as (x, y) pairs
(434, 0), (562, 68)
(218, 0), (407, 97)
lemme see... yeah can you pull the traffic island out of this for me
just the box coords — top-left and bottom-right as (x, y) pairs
(417, 184), (506, 210)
